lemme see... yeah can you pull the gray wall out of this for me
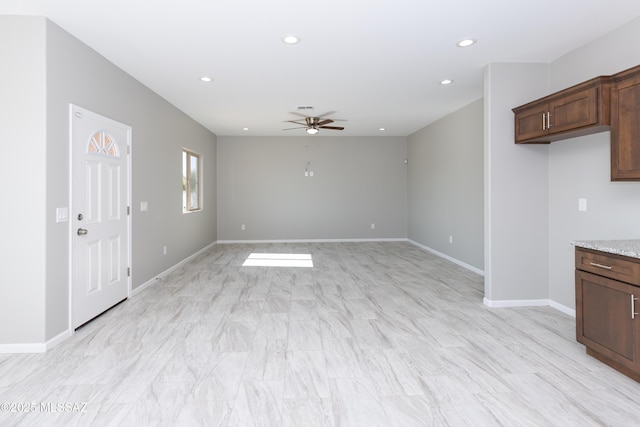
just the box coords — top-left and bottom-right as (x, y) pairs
(407, 99), (484, 271)
(484, 63), (550, 303)
(217, 136), (407, 240)
(547, 18), (640, 309)
(0, 16), (47, 344)
(0, 16), (217, 346)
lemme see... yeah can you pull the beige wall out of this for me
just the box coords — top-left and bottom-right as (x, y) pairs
(217, 136), (407, 241)
(407, 99), (484, 271)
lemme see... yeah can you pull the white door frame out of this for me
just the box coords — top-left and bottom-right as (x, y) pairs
(68, 104), (132, 331)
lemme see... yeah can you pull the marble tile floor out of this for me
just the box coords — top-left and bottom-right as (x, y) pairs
(1, 241), (640, 426)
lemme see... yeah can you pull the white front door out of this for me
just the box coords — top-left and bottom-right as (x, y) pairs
(71, 105), (131, 329)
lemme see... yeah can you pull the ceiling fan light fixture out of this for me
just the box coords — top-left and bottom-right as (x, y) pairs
(306, 127), (319, 135)
(200, 76), (213, 82)
(440, 79), (454, 85)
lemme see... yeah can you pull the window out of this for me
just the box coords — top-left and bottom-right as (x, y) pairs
(182, 149), (201, 212)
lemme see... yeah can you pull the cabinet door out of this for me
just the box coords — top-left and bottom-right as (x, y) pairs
(549, 86), (599, 134)
(611, 71), (640, 181)
(576, 270), (639, 370)
(514, 102), (549, 143)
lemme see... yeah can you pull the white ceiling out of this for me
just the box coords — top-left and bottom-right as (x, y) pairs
(3, 0), (640, 136)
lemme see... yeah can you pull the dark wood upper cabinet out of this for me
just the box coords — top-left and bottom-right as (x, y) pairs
(611, 66), (640, 181)
(513, 77), (611, 144)
(514, 64), (640, 181)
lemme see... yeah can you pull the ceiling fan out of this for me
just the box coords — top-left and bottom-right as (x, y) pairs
(283, 111), (345, 134)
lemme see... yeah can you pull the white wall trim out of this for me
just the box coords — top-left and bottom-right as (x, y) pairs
(46, 329), (73, 351)
(132, 241), (218, 297)
(483, 297), (576, 317)
(0, 329), (72, 354)
(408, 239), (485, 276)
(549, 300), (576, 317)
(217, 238), (409, 244)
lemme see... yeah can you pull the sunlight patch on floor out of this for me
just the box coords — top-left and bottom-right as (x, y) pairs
(242, 253), (313, 267)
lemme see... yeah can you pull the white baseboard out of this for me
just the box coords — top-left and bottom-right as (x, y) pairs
(217, 238), (409, 244)
(0, 329), (72, 354)
(132, 241), (218, 296)
(408, 239), (485, 276)
(483, 297), (576, 318)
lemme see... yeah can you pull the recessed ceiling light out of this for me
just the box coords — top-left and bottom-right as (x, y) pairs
(379, 127), (386, 131)
(200, 76), (213, 82)
(282, 35), (300, 44)
(440, 79), (453, 85)
(242, 127), (249, 131)
(456, 39), (476, 48)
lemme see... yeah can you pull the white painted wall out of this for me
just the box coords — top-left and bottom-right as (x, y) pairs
(0, 16), (47, 345)
(407, 99), (484, 271)
(217, 136), (407, 241)
(484, 63), (550, 304)
(547, 17), (640, 309)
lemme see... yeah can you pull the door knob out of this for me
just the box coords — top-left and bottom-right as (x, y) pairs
(77, 228), (88, 236)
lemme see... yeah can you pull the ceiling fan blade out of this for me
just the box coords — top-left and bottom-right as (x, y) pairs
(282, 126), (307, 130)
(316, 111), (337, 118)
(288, 111), (311, 118)
(285, 120), (307, 125)
(317, 119), (334, 126)
(319, 126), (344, 130)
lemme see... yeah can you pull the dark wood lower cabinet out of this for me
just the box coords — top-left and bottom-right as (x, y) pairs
(575, 248), (640, 382)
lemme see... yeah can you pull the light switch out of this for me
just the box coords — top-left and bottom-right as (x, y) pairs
(140, 201), (148, 212)
(578, 198), (587, 212)
(56, 207), (69, 223)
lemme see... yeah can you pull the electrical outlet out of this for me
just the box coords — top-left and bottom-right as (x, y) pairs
(241, 224), (246, 231)
(309, 171), (314, 177)
(304, 171), (309, 177)
(449, 235), (453, 244)
(163, 246), (167, 255)
(371, 223), (375, 230)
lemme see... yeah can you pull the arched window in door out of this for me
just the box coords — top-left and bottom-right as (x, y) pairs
(87, 130), (120, 157)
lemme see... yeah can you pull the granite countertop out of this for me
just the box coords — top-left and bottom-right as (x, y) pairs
(571, 239), (640, 259)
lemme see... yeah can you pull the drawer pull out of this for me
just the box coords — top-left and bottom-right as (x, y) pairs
(589, 262), (613, 270)
(633, 295), (638, 320)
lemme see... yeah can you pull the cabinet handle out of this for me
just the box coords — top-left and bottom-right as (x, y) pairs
(547, 112), (552, 128)
(589, 262), (613, 270)
(542, 113), (546, 130)
(633, 295), (638, 319)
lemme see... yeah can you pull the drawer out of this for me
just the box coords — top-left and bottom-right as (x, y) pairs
(576, 248), (640, 285)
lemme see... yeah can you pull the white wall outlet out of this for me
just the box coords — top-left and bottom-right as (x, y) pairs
(304, 171), (309, 177)
(370, 223), (375, 230)
(578, 198), (587, 212)
(449, 235), (453, 244)
(309, 171), (314, 177)
(140, 201), (148, 212)
(56, 207), (69, 223)
(163, 246), (167, 255)
(241, 224), (246, 231)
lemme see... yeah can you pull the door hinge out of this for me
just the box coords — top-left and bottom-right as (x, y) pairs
(127, 206), (130, 215)
(127, 267), (131, 277)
